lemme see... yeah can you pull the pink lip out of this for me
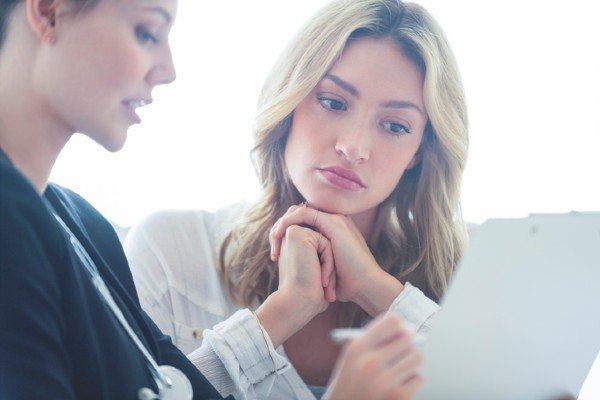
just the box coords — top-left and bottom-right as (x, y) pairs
(318, 166), (366, 191)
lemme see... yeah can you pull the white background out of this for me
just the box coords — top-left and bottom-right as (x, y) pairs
(50, 1), (600, 395)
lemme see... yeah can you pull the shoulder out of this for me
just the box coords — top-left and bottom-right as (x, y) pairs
(126, 202), (249, 257)
(124, 203), (248, 314)
(0, 154), (46, 216)
(134, 202), (248, 237)
(0, 157), (65, 257)
(45, 183), (109, 226)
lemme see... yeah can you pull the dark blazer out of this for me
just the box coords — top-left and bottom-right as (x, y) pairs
(0, 149), (229, 399)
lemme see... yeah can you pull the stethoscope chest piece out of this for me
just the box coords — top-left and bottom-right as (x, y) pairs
(138, 365), (193, 400)
(158, 365), (193, 400)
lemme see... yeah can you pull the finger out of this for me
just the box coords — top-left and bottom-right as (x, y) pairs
(315, 232), (336, 302)
(318, 234), (334, 287)
(388, 348), (423, 383)
(318, 235), (337, 302)
(358, 314), (405, 349)
(325, 270), (337, 302)
(269, 223), (283, 261)
(393, 374), (425, 399)
(269, 205), (303, 261)
(272, 206), (335, 248)
(375, 331), (415, 367)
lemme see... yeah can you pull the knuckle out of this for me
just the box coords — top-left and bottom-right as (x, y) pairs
(386, 387), (408, 400)
(331, 216), (345, 229)
(285, 225), (303, 239)
(343, 339), (362, 357)
(359, 355), (380, 374)
(411, 350), (424, 366)
(350, 336), (365, 350)
(412, 375), (425, 390)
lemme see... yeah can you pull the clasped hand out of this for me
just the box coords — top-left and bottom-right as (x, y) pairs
(269, 204), (403, 314)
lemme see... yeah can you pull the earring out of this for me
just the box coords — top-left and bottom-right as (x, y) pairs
(44, 31), (55, 45)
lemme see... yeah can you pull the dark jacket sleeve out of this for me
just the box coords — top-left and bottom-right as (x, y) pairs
(0, 165), (75, 399)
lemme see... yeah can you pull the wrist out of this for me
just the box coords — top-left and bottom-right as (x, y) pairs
(255, 290), (316, 347)
(355, 269), (404, 316)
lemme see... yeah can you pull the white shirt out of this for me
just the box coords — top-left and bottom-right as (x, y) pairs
(124, 203), (440, 399)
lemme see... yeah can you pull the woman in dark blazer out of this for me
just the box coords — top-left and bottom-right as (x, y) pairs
(0, 0), (227, 397)
(0, 0), (229, 397)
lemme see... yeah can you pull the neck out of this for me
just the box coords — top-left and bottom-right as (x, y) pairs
(0, 120), (70, 194)
(0, 24), (73, 193)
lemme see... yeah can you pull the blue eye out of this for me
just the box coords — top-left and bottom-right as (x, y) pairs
(382, 121), (411, 135)
(135, 26), (158, 45)
(318, 97), (347, 111)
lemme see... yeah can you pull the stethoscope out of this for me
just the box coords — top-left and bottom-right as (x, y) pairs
(51, 213), (192, 400)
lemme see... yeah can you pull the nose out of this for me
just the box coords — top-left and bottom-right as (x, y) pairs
(146, 45), (177, 86)
(335, 126), (371, 164)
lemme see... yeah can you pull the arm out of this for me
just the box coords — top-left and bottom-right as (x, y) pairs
(125, 211), (298, 399)
(124, 216), (178, 340)
(386, 282), (439, 335)
(187, 309), (291, 400)
(190, 224), (333, 399)
(0, 174), (75, 399)
(269, 205), (440, 332)
(269, 205), (402, 309)
(140, 309), (229, 400)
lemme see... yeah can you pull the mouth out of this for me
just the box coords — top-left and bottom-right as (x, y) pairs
(317, 166), (366, 191)
(122, 98), (152, 124)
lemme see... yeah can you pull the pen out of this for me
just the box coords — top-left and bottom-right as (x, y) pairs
(330, 323), (427, 347)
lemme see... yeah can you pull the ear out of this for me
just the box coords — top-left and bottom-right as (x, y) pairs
(25, 0), (59, 44)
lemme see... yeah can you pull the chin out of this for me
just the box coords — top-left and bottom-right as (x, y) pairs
(92, 129), (128, 152)
(305, 194), (363, 216)
(104, 137), (127, 152)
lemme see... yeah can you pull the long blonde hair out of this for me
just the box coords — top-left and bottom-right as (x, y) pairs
(220, 0), (468, 310)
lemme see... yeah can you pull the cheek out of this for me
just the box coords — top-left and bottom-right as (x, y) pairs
(376, 145), (420, 189)
(90, 48), (141, 91)
(77, 28), (144, 91)
(284, 126), (306, 178)
(288, 106), (332, 153)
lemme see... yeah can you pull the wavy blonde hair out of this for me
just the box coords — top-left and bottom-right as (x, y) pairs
(220, 0), (469, 310)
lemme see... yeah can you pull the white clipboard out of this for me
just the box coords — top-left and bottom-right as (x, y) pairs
(415, 212), (600, 400)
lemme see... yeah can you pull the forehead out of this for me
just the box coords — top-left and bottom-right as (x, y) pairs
(113, 0), (178, 21)
(326, 37), (425, 105)
(333, 37), (422, 81)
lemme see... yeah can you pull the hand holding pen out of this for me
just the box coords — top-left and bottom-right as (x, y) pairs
(325, 314), (424, 400)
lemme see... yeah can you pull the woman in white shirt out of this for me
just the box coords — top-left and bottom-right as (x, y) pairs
(125, 0), (467, 398)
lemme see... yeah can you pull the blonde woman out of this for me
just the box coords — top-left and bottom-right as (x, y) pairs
(125, 0), (464, 398)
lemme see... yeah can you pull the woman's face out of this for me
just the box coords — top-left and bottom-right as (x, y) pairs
(36, 0), (177, 151)
(284, 37), (427, 219)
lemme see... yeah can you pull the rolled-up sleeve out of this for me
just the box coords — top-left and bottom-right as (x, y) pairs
(188, 309), (290, 400)
(387, 282), (440, 334)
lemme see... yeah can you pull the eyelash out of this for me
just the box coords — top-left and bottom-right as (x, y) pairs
(382, 121), (411, 135)
(318, 95), (412, 136)
(135, 26), (159, 45)
(317, 96), (347, 111)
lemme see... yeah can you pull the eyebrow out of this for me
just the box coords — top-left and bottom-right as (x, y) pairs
(143, 6), (172, 24)
(324, 73), (425, 116)
(381, 100), (425, 117)
(325, 74), (358, 97)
